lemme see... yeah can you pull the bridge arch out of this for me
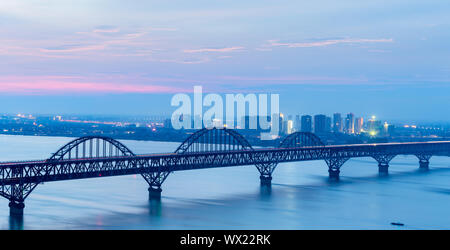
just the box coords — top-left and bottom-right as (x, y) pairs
(257, 132), (326, 183)
(144, 128), (257, 196)
(175, 128), (253, 154)
(279, 132), (324, 148)
(48, 136), (135, 161)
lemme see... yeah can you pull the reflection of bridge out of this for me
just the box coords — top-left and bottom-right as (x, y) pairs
(1, 128), (449, 216)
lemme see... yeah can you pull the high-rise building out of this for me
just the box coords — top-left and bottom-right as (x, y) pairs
(294, 115), (301, 132)
(281, 113), (288, 135)
(355, 117), (363, 134)
(301, 115), (312, 133)
(326, 116), (332, 133)
(277, 113), (286, 135)
(367, 116), (382, 136)
(314, 114), (327, 134)
(287, 120), (294, 134)
(333, 113), (343, 133)
(344, 113), (355, 134)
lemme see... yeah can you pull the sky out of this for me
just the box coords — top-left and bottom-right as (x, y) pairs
(0, 0), (449, 122)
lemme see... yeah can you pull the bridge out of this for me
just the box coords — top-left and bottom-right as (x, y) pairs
(1, 128), (449, 216)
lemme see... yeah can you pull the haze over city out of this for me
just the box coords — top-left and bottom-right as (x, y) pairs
(1, 1), (449, 121)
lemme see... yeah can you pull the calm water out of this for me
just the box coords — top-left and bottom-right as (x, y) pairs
(1, 134), (450, 229)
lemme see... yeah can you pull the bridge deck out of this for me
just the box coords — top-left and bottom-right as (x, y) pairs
(1, 141), (450, 167)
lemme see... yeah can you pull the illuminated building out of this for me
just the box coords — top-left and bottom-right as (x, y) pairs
(333, 113), (343, 133)
(355, 117), (363, 134)
(344, 113), (355, 134)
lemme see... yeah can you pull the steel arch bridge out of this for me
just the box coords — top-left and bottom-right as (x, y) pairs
(48, 136), (136, 160)
(1, 128), (450, 216)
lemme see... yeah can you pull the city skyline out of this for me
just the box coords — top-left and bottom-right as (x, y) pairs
(0, 1), (449, 121)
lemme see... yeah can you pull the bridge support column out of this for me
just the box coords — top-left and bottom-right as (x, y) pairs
(148, 187), (162, 200)
(328, 169), (340, 180)
(419, 160), (430, 170)
(373, 154), (396, 175)
(142, 171), (170, 200)
(260, 175), (272, 186)
(9, 201), (25, 216)
(378, 163), (389, 175)
(325, 157), (349, 181)
(416, 154), (431, 171)
(256, 163), (277, 186)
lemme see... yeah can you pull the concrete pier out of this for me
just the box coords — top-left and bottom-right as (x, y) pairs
(148, 187), (162, 200)
(260, 176), (272, 186)
(328, 169), (340, 181)
(9, 202), (24, 216)
(378, 163), (389, 175)
(419, 160), (429, 170)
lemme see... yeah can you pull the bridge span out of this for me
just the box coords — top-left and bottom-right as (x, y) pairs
(1, 128), (449, 216)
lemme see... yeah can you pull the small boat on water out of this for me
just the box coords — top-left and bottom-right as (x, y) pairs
(391, 222), (404, 226)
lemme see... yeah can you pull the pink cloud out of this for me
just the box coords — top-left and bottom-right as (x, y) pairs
(93, 27), (120, 33)
(0, 76), (188, 95)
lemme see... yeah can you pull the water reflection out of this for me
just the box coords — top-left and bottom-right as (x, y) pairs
(9, 215), (23, 230)
(149, 198), (162, 217)
(259, 184), (272, 200)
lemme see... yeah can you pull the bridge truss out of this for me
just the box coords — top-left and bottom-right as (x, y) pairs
(0, 128), (449, 216)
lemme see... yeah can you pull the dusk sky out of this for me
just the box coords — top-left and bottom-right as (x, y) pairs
(1, 1), (449, 122)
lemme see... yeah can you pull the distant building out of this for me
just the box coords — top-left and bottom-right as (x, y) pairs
(367, 116), (382, 136)
(333, 113), (342, 133)
(301, 115), (312, 133)
(280, 113), (287, 135)
(314, 114), (328, 134)
(163, 118), (172, 129)
(294, 115), (301, 132)
(355, 117), (363, 134)
(287, 120), (294, 134)
(344, 113), (355, 134)
(326, 116), (332, 133)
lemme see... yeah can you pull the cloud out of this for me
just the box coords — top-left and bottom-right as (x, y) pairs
(0, 76), (188, 95)
(158, 58), (211, 64)
(183, 46), (244, 53)
(40, 44), (106, 53)
(267, 38), (394, 48)
(218, 75), (369, 85)
(93, 25), (120, 33)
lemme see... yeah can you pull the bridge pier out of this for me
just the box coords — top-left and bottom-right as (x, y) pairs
(9, 201), (25, 216)
(256, 163), (276, 186)
(328, 169), (340, 180)
(416, 154), (431, 170)
(148, 187), (162, 200)
(373, 154), (396, 175)
(378, 163), (389, 175)
(260, 175), (272, 186)
(325, 157), (348, 181)
(419, 160), (430, 170)
(142, 171), (170, 200)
